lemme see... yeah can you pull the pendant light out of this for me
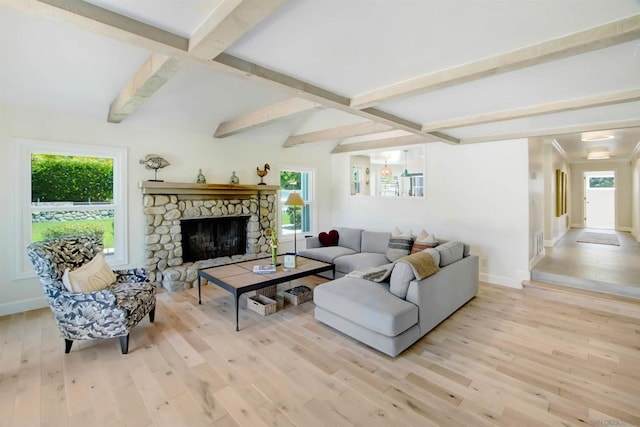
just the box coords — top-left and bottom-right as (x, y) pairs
(380, 161), (392, 179)
(401, 150), (410, 177)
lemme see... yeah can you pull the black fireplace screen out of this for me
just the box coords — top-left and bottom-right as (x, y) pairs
(180, 216), (249, 262)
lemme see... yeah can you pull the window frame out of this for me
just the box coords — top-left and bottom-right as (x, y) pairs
(17, 139), (127, 278)
(278, 166), (316, 242)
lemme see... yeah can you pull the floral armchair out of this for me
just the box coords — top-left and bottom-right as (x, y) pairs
(26, 235), (156, 354)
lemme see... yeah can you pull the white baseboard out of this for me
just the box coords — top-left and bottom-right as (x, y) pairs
(529, 249), (546, 270)
(617, 226), (632, 232)
(633, 229), (640, 242)
(480, 272), (524, 289)
(544, 228), (568, 248)
(0, 296), (47, 316)
(571, 223), (582, 229)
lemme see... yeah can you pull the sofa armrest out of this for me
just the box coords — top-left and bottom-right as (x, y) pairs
(305, 236), (322, 249)
(405, 255), (479, 336)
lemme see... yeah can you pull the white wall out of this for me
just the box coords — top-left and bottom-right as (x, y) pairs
(543, 141), (570, 246)
(528, 138), (544, 267)
(570, 160), (633, 231)
(331, 139), (530, 288)
(0, 104), (333, 315)
(633, 157), (640, 241)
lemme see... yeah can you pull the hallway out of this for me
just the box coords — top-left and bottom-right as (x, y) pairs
(532, 228), (640, 299)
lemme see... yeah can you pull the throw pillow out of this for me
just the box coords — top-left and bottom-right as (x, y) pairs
(414, 229), (431, 243)
(391, 227), (412, 237)
(386, 235), (414, 262)
(411, 242), (438, 254)
(318, 229), (339, 246)
(62, 252), (117, 293)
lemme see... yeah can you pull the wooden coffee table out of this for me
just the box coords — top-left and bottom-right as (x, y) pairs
(197, 255), (334, 331)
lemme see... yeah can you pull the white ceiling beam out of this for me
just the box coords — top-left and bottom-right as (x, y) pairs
(107, 53), (181, 123)
(214, 98), (322, 138)
(212, 54), (460, 144)
(0, 0), (189, 52)
(2, 0), (459, 143)
(331, 135), (433, 154)
(351, 15), (640, 109)
(421, 88), (640, 132)
(188, 0), (289, 60)
(283, 122), (393, 147)
(459, 119), (640, 145)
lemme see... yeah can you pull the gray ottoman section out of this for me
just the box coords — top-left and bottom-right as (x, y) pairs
(315, 307), (421, 357)
(313, 277), (418, 337)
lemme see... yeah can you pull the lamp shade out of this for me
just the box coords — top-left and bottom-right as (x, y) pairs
(401, 150), (410, 177)
(285, 191), (304, 206)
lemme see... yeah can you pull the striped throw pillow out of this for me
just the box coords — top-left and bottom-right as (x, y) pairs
(386, 236), (414, 262)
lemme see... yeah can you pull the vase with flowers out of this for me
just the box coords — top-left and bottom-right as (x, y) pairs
(270, 236), (278, 266)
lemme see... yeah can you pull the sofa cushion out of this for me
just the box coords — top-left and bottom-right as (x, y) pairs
(390, 250), (440, 299)
(386, 236), (414, 262)
(361, 231), (392, 254)
(335, 227), (364, 252)
(423, 248), (440, 266)
(313, 277), (418, 337)
(435, 241), (465, 267)
(389, 262), (415, 300)
(319, 229), (339, 246)
(335, 253), (391, 275)
(298, 246), (357, 264)
(463, 243), (471, 257)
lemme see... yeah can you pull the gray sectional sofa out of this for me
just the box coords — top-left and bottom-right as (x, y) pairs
(302, 227), (479, 357)
(299, 227), (392, 278)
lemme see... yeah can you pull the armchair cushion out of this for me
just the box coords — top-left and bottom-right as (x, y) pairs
(62, 252), (117, 293)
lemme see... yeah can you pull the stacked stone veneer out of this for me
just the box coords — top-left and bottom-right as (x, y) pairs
(143, 193), (276, 291)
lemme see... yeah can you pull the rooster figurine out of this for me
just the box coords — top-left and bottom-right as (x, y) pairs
(256, 163), (270, 185)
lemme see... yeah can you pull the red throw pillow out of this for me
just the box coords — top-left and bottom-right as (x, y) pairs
(319, 229), (339, 246)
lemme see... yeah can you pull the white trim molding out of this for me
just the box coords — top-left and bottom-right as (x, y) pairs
(0, 295), (47, 317)
(529, 249), (546, 270)
(480, 271), (527, 289)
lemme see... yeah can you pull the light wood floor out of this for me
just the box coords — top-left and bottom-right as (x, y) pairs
(1, 278), (639, 426)
(533, 229), (640, 299)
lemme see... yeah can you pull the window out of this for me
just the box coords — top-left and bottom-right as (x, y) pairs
(349, 147), (425, 197)
(588, 177), (614, 188)
(279, 168), (314, 239)
(18, 140), (127, 276)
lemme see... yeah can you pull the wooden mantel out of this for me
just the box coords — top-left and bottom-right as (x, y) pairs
(139, 181), (280, 197)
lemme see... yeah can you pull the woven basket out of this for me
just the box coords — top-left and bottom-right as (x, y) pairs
(247, 295), (277, 316)
(256, 285), (277, 299)
(284, 285), (312, 306)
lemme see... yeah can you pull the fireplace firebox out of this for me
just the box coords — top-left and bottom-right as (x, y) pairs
(181, 216), (249, 262)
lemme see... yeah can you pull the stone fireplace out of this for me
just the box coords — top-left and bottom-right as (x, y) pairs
(141, 182), (279, 291)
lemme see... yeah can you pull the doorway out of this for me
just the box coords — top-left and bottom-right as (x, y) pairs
(583, 171), (615, 230)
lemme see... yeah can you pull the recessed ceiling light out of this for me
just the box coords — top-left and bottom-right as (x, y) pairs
(581, 135), (614, 142)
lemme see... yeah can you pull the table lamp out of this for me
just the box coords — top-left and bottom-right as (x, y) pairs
(284, 191), (304, 267)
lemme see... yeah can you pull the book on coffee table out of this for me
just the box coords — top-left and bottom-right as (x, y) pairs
(253, 264), (276, 274)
